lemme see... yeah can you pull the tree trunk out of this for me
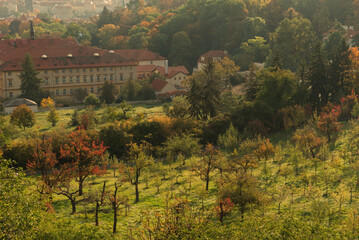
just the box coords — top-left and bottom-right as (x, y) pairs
(71, 199), (76, 214)
(79, 180), (83, 196)
(206, 178), (209, 191)
(95, 200), (99, 226)
(135, 183), (139, 203)
(113, 207), (117, 233)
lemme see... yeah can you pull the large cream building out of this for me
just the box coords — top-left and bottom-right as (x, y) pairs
(0, 38), (138, 100)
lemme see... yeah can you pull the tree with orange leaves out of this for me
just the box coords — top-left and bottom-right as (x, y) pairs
(254, 138), (275, 180)
(60, 129), (107, 196)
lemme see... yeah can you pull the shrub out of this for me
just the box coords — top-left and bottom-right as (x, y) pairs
(84, 94), (101, 106)
(10, 104), (36, 130)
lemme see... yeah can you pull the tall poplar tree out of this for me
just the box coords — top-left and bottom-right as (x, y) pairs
(20, 54), (43, 103)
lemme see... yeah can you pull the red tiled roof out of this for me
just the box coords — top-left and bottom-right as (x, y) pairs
(0, 38), (103, 61)
(151, 78), (168, 91)
(198, 50), (228, 62)
(1, 53), (137, 71)
(0, 38), (137, 70)
(155, 66), (189, 78)
(115, 49), (166, 61)
(137, 64), (158, 73)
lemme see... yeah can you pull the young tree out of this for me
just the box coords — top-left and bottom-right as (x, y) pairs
(20, 54), (43, 103)
(108, 182), (129, 233)
(317, 105), (342, 142)
(100, 81), (118, 104)
(60, 129), (107, 196)
(47, 107), (59, 127)
(10, 104), (36, 130)
(120, 142), (153, 203)
(194, 144), (218, 191)
(55, 179), (79, 215)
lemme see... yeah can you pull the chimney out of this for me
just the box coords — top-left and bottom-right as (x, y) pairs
(165, 60), (168, 75)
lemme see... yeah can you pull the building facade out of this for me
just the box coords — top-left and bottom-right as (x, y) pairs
(0, 38), (138, 100)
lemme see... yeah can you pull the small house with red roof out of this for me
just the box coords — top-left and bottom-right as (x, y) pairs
(150, 78), (187, 98)
(196, 50), (229, 72)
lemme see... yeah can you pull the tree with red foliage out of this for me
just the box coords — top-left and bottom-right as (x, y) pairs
(60, 129), (107, 196)
(215, 197), (234, 224)
(27, 137), (69, 195)
(317, 105), (342, 142)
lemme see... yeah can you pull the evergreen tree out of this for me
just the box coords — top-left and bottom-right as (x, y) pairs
(202, 61), (221, 118)
(328, 39), (351, 102)
(187, 77), (203, 119)
(19, 54), (43, 103)
(309, 43), (328, 110)
(97, 7), (113, 28)
(187, 61), (220, 119)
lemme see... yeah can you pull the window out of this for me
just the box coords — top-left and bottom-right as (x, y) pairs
(8, 72), (11, 76)
(55, 70), (59, 73)
(91, 87), (94, 93)
(179, 77), (182, 80)
(103, 67), (106, 71)
(97, 68), (100, 72)
(44, 78), (49, 85)
(70, 89), (73, 94)
(63, 89), (67, 95)
(44, 70), (48, 74)
(110, 67), (113, 71)
(69, 69), (73, 73)
(103, 75), (107, 81)
(62, 77), (66, 84)
(56, 89), (59, 95)
(97, 75), (100, 82)
(174, 77), (177, 80)
(8, 79), (12, 87)
(76, 76), (80, 83)
(90, 76), (94, 82)
(130, 73), (134, 79)
(55, 77), (59, 84)
(83, 68), (86, 73)
(110, 75), (113, 81)
(97, 87), (100, 93)
(62, 69), (65, 73)
(83, 76), (87, 82)
(76, 69), (80, 73)
(120, 74), (124, 81)
(90, 68), (93, 72)
(70, 77), (73, 83)
(9, 92), (13, 98)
